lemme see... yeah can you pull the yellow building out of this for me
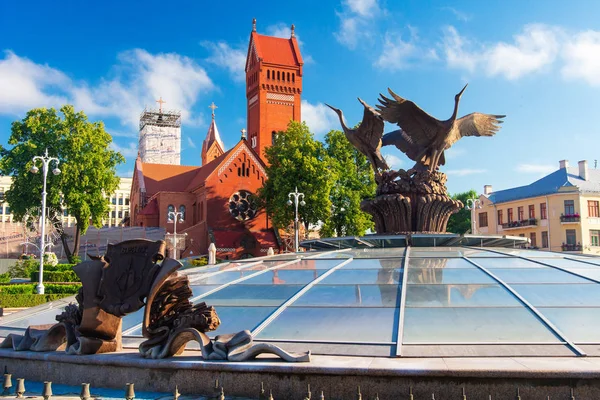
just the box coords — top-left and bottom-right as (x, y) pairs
(0, 176), (132, 227)
(474, 160), (600, 255)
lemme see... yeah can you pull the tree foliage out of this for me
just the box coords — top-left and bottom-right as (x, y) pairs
(0, 105), (125, 259)
(321, 129), (376, 237)
(257, 121), (333, 234)
(446, 189), (477, 234)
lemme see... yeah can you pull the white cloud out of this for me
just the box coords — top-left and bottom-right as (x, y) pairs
(345, 0), (380, 17)
(442, 24), (561, 79)
(382, 152), (403, 169)
(515, 163), (555, 174)
(0, 51), (70, 115)
(201, 41), (246, 82)
(0, 50), (215, 129)
(441, 7), (472, 22)
(302, 100), (340, 136)
(186, 136), (197, 149)
(110, 142), (138, 159)
(374, 31), (438, 71)
(106, 129), (138, 139)
(445, 168), (487, 176)
(562, 30), (600, 86)
(334, 0), (381, 50)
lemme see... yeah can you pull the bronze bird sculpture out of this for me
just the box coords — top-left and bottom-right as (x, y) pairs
(378, 84), (505, 172)
(326, 98), (389, 178)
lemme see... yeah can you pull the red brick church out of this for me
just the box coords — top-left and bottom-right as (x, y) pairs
(129, 20), (304, 259)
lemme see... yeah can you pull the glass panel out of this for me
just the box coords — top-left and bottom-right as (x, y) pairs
(201, 285), (303, 306)
(240, 269), (327, 284)
(209, 306), (276, 338)
(342, 258), (403, 269)
(511, 284), (600, 306)
(348, 248), (406, 258)
(256, 307), (397, 342)
(293, 285), (399, 307)
(500, 249), (564, 257)
(306, 251), (352, 259)
(121, 308), (145, 331)
(410, 248), (463, 258)
(489, 268), (590, 284)
(477, 258), (546, 269)
(190, 285), (221, 299)
(461, 249), (508, 257)
(407, 268), (495, 284)
(294, 259), (347, 270)
(406, 284), (520, 307)
(408, 258), (477, 269)
(402, 307), (560, 343)
(319, 269), (402, 285)
(534, 258), (600, 269)
(570, 257), (600, 266)
(539, 307), (600, 343)
(565, 269), (600, 281)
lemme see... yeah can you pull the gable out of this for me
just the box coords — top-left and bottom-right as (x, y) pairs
(217, 142), (266, 180)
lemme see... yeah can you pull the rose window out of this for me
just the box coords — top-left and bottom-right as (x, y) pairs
(229, 190), (257, 221)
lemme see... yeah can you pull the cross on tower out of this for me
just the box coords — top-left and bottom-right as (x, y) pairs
(209, 102), (218, 118)
(156, 97), (166, 113)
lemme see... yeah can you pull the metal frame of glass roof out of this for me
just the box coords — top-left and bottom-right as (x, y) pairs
(4, 243), (600, 358)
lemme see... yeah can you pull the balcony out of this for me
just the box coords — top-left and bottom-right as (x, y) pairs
(560, 214), (581, 223)
(501, 218), (538, 230)
(561, 243), (582, 252)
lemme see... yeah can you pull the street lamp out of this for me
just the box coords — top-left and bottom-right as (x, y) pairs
(287, 187), (305, 253)
(30, 148), (61, 294)
(168, 210), (184, 259)
(465, 198), (482, 234)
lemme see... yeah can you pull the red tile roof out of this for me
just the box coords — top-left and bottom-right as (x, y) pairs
(251, 32), (303, 66)
(185, 148), (233, 191)
(139, 163), (200, 195)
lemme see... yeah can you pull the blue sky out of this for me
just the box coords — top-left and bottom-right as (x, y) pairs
(1, 0), (600, 195)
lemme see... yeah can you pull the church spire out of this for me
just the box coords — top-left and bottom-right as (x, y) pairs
(202, 102), (225, 166)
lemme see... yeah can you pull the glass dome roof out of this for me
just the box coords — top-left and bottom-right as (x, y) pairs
(3, 239), (600, 358)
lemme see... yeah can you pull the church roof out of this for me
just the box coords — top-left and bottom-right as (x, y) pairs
(250, 32), (303, 67)
(138, 163), (200, 196)
(202, 114), (225, 155)
(186, 148), (233, 192)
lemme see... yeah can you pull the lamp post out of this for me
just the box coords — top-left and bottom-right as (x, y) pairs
(465, 198), (482, 234)
(168, 210), (184, 259)
(30, 149), (61, 294)
(287, 187), (305, 253)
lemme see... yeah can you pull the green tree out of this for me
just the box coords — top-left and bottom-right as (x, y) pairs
(258, 121), (333, 234)
(321, 129), (376, 237)
(446, 189), (477, 234)
(0, 106), (125, 260)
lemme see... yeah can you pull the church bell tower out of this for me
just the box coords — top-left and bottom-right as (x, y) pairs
(245, 19), (303, 161)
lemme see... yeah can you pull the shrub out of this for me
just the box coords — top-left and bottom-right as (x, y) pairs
(68, 255), (82, 264)
(30, 270), (79, 282)
(44, 283), (81, 295)
(0, 294), (70, 308)
(8, 259), (39, 278)
(45, 264), (76, 272)
(189, 257), (208, 267)
(0, 284), (36, 294)
(44, 252), (58, 267)
(0, 272), (10, 283)
(0, 283), (81, 295)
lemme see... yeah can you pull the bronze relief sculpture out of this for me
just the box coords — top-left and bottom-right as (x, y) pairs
(328, 84), (504, 233)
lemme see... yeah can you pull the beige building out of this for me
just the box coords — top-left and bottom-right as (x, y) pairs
(0, 176), (132, 228)
(474, 160), (600, 255)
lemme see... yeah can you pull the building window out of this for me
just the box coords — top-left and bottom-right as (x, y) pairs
(589, 201), (599, 217)
(179, 205), (186, 221)
(528, 204), (535, 219)
(111, 211), (116, 218)
(125, 197), (130, 206)
(478, 212), (488, 228)
(5, 207), (9, 215)
(63, 209), (68, 216)
(267, 70), (270, 79)
(0, 207), (3, 215)
(540, 203), (547, 220)
(118, 211), (123, 218)
(564, 200), (575, 215)
(542, 231), (549, 248)
(251, 136), (257, 148)
(292, 73), (295, 82)
(530, 232), (537, 247)
(518, 206), (524, 221)
(566, 229), (577, 245)
(507, 208), (513, 223)
(497, 210), (503, 225)
(111, 197), (117, 205)
(167, 204), (175, 221)
(591, 230), (600, 247)
(124, 211), (129, 218)
(272, 131), (277, 145)
(118, 197), (123, 205)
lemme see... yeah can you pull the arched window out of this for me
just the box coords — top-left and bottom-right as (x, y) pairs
(167, 204), (175, 222)
(292, 73), (295, 83)
(287, 72), (290, 81)
(267, 70), (270, 79)
(277, 71), (280, 80)
(272, 130), (277, 145)
(179, 205), (186, 221)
